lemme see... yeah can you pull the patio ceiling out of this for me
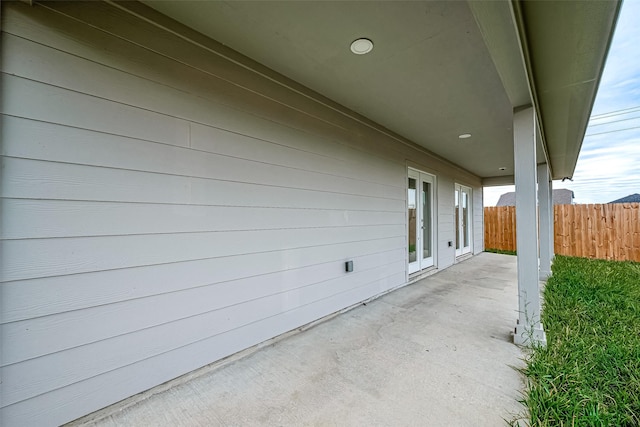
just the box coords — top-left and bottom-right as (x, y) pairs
(143, 1), (620, 182)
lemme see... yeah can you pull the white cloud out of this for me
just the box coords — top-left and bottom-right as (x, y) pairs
(559, 0), (640, 204)
(483, 185), (514, 206)
(592, 1), (640, 114)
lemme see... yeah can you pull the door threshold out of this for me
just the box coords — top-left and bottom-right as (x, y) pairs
(455, 253), (473, 263)
(409, 266), (438, 284)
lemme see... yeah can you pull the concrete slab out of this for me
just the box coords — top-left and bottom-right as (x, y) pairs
(75, 253), (525, 426)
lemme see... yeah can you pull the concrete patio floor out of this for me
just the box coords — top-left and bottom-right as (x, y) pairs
(74, 253), (526, 426)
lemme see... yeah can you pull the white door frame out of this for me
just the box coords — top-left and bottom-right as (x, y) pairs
(408, 168), (436, 274)
(455, 183), (472, 257)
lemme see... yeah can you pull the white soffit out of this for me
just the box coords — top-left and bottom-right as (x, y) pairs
(142, 0), (620, 180)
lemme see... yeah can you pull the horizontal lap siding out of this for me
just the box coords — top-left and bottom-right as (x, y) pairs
(0, 2), (481, 426)
(1, 239), (404, 324)
(0, 2), (407, 425)
(437, 176), (456, 269)
(473, 188), (484, 253)
(4, 258), (406, 406)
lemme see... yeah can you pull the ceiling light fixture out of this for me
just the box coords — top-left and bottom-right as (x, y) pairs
(458, 133), (472, 139)
(350, 38), (374, 55)
(499, 167), (507, 171)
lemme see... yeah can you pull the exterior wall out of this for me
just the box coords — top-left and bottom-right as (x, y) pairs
(437, 175), (457, 268)
(0, 2), (482, 426)
(474, 187), (485, 254)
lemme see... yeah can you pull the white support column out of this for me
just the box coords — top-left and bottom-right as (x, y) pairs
(549, 179), (555, 260)
(513, 107), (546, 346)
(538, 163), (552, 280)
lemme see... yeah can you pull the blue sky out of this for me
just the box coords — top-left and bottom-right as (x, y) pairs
(484, 0), (640, 206)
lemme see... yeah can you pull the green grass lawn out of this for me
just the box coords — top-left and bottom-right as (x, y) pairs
(518, 256), (640, 426)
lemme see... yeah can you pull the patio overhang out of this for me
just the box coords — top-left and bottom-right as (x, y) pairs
(0, 2), (624, 424)
(140, 0), (620, 182)
(136, 0), (620, 347)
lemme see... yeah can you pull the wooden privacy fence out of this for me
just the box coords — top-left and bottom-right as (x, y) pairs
(484, 206), (517, 253)
(484, 203), (640, 262)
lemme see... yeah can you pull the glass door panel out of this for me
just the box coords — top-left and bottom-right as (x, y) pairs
(455, 184), (472, 256)
(462, 189), (470, 249)
(422, 180), (432, 263)
(408, 169), (435, 274)
(455, 189), (460, 250)
(408, 177), (417, 266)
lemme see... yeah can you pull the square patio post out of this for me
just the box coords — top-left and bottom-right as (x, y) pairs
(513, 107), (546, 346)
(549, 179), (555, 260)
(538, 162), (552, 280)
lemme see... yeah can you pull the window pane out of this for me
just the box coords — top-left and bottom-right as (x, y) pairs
(455, 189), (460, 249)
(463, 191), (469, 247)
(422, 181), (431, 259)
(408, 178), (417, 263)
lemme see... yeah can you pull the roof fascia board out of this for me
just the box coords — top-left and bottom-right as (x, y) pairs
(556, 1), (622, 180)
(509, 0), (551, 171)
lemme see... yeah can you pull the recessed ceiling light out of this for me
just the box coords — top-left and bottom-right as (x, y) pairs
(499, 167), (507, 171)
(350, 38), (374, 55)
(458, 133), (472, 139)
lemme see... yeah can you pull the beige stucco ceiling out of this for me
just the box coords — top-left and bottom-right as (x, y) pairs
(142, 0), (620, 181)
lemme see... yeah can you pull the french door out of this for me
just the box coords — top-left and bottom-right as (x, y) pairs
(455, 184), (472, 256)
(408, 169), (435, 274)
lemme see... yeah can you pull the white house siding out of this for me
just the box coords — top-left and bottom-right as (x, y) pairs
(473, 187), (485, 254)
(437, 175), (457, 268)
(0, 2), (483, 426)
